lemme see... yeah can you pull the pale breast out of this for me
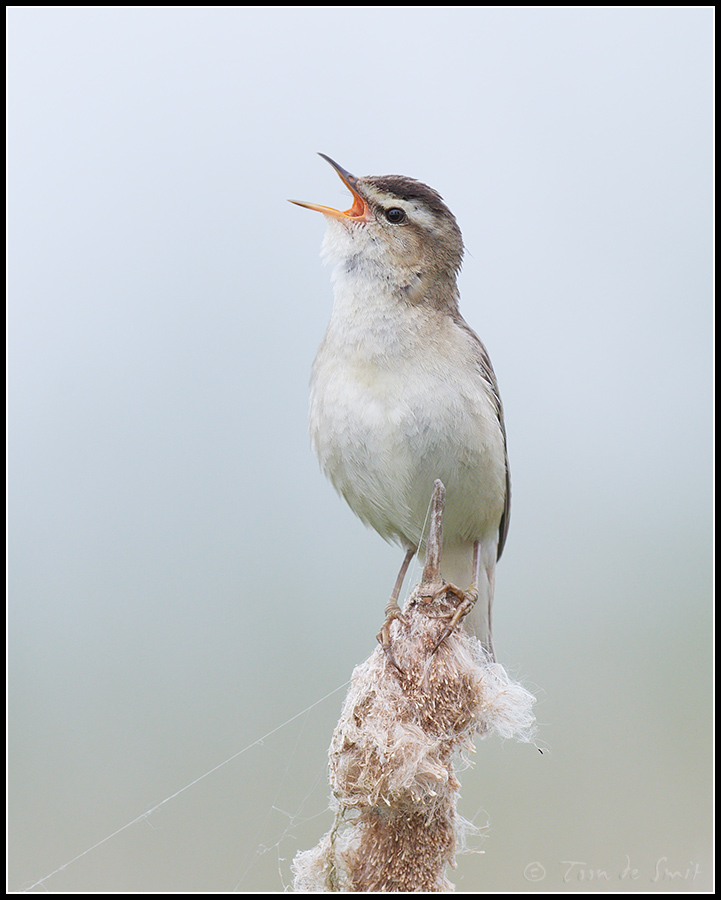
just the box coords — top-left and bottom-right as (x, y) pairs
(309, 315), (507, 549)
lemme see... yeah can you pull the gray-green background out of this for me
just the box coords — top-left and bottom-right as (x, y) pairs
(9, 7), (712, 892)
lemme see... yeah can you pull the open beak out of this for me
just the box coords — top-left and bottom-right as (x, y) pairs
(289, 153), (368, 222)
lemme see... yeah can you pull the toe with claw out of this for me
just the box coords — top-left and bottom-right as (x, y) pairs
(428, 584), (479, 653)
(377, 599), (407, 671)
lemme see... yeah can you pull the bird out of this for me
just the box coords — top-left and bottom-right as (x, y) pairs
(290, 154), (510, 660)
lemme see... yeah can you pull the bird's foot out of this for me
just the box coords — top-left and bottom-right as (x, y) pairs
(376, 599), (407, 672)
(421, 582), (478, 653)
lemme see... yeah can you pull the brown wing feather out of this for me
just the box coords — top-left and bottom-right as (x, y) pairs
(453, 314), (511, 560)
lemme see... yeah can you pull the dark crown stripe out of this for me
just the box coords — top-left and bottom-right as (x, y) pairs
(364, 175), (453, 220)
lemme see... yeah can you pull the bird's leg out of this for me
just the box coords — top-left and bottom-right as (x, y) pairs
(377, 546), (416, 664)
(430, 540), (482, 652)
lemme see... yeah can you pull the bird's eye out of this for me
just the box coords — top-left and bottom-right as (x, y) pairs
(385, 208), (406, 224)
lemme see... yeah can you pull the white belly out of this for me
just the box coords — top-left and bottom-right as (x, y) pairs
(309, 316), (507, 553)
